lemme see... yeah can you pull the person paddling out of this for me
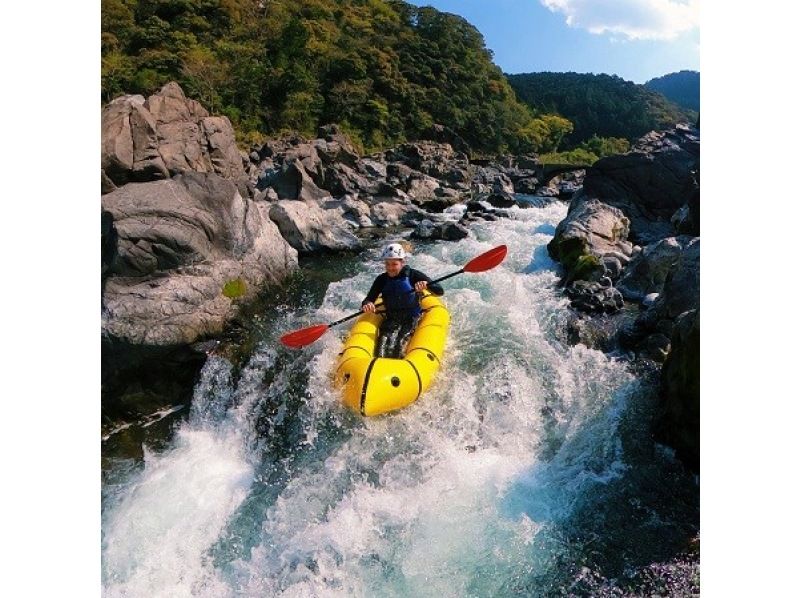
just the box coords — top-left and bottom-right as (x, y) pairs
(362, 242), (444, 358)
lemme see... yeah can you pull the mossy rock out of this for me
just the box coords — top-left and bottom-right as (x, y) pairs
(222, 278), (247, 299)
(571, 254), (603, 280)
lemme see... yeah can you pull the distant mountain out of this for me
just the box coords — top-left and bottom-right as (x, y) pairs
(645, 70), (700, 112)
(506, 71), (692, 147)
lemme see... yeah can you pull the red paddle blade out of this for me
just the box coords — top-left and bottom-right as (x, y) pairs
(463, 245), (508, 273)
(280, 324), (329, 349)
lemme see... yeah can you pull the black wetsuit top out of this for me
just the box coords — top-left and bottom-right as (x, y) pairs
(361, 265), (444, 317)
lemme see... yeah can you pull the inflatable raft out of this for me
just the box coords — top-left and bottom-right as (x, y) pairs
(334, 293), (450, 416)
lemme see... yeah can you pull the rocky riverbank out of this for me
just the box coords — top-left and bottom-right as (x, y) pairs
(547, 124), (700, 471)
(101, 82), (573, 409)
(101, 82), (699, 472)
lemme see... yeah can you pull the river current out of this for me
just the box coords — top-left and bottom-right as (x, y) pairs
(101, 199), (699, 597)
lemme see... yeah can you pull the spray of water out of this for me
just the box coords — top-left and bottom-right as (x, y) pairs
(102, 201), (691, 597)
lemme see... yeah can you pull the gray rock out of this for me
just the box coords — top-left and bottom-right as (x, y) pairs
(583, 125), (700, 243)
(101, 82), (244, 186)
(271, 161), (331, 202)
(369, 199), (424, 227)
(102, 172), (298, 346)
(411, 219), (469, 241)
(533, 186), (559, 197)
(514, 177), (539, 194)
(268, 199), (361, 254)
(656, 238), (700, 319)
(565, 280), (625, 314)
(101, 169), (117, 195)
(340, 195), (373, 228)
(406, 174), (441, 202)
(547, 192), (632, 283)
(359, 158), (388, 179)
(201, 117), (245, 179)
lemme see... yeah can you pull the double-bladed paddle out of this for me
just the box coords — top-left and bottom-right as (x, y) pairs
(279, 244), (508, 349)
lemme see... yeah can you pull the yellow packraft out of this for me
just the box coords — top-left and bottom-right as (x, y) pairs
(334, 293), (450, 416)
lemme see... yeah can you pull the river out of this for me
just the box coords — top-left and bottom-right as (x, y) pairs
(101, 198), (699, 597)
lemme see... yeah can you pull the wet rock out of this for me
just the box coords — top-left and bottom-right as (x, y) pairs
(557, 180), (581, 199)
(411, 219), (469, 241)
(480, 192), (516, 208)
(533, 186), (559, 197)
(565, 304), (639, 351)
(639, 333), (672, 362)
(642, 292), (660, 308)
(268, 199), (361, 254)
(514, 177), (539, 194)
(548, 193), (633, 283)
(565, 280), (625, 314)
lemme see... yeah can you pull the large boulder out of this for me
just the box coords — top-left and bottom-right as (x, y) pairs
(582, 124), (700, 244)
(101, 82), (244, 189)
(102, 172), (298, 346)
(270, 160), (331, 202)
(268, 199), (361, 254)
(405, 174), (442, 202)
(547, 192), (634, 283)
(101, 94), (169, 184)
(472, 167), (515, 196)
(369, 198), (424, 227)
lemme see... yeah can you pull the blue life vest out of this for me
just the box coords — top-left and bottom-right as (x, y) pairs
(382, 269), (421, 318)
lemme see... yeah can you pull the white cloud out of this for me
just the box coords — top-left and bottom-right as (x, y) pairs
(540, 0), (700, 41)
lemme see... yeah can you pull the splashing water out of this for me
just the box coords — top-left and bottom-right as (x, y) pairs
(101, 200), (698, 597)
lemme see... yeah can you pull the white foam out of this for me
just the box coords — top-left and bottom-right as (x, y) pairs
(103, 201), (640, 596)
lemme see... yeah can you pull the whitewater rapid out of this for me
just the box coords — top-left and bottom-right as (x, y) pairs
(102, 200), (694, 597)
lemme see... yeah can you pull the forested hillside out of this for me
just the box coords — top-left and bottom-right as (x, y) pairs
(645, 70), (700, 112)
(102, 0), (570, 154)
(507, 71), (691, 147)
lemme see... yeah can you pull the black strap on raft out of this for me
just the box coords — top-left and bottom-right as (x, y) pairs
(359, 358), (378, 416)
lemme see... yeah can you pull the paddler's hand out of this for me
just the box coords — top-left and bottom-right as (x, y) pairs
(362, 302), (376, 313)
(414, 281), (428, 292)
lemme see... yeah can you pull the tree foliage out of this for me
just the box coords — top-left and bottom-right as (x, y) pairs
(644, 70), (700, 113)
(101, 0), (572, 155)
(507, 71), (692, 147)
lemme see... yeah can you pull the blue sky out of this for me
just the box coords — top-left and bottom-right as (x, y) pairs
(407, 0), (700, 84)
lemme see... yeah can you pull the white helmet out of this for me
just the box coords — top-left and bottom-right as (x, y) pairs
(380, 242), (406, 260)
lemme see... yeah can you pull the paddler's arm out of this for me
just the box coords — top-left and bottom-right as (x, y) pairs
(409, 269), (444, 296)
(362, 274), (386, 312)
